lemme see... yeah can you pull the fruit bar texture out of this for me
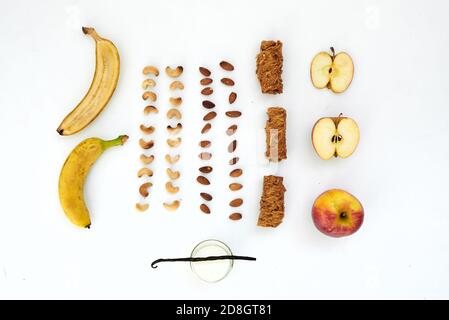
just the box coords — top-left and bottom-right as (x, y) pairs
(265, 107), (287, 161)
(256, 40), (283, 94)
(258, 175), (286, 227)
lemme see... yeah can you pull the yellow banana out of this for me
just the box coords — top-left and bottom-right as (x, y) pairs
(57, 27), (120, 135)
(58, 135), (128, 228)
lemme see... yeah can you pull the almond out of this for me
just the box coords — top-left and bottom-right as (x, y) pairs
(226, 124), (237, 135)
(228, 140), (237, 153)
(229, 198), (243, 207)
(201, 123), (212, 134)
(202, 100), (215, 109)
(221, 78), (235, 86)
(229, 213), (242, 221)
(199, 140), (211, 148)
(201, 87), (213, 95)
(230, 168), (243, 177)
(199, 166), (213, 173)
(199, 152), (212, 160)
(197, 176), (210, 185)
(220, 61), (234, 71)
(229, 157), (239, 165)
(229, 183), (243, 191)
(229, 92), (237, 104)
(199, 67), (211, 77)
(200, 203), (211, 214)
(203, 111), (217, 121)
(226, 111), (241, 118)
(200, 78), (213, 85)
(200, 192), (213, 201)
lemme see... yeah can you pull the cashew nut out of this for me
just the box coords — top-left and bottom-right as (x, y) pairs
(167, 108), (182, 120)
(167, 168), (180, 180)
(135, 203), (149, 212)
(142, 65), (159, 76)
(165, 66), (183, 78)
(165, 154), (180, 164)
(167, 137), (182, 148)
(137, 167), (153, 178)
(144, 105), (158, 114)
(170, 81), (184, 90)
(139, 182), (153, 197)
(141, 78), (156, 90)
(140, 154), (154, 164)
(142, 91), (157, 102)
(167, 123), (182, 134)
(139, 138), (154, 149)
(140, 124), (155, 135)
(163, 200), (180, 211)
(165, 181), (179, 194)
(169, 97), (182, 107)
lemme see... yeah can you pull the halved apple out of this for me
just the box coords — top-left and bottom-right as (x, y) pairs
(310, 47), (354, 93)
(312, 115), (360, 160)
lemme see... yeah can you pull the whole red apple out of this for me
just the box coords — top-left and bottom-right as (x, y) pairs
(312, 189), (364, 237)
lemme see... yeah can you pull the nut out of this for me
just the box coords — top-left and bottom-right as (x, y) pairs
(228, 140), (237, 153)
(137, 167), (153, 178)
(165, 181), (179, 194)
(169, 97), (182, 107)
(230, 168), (243, 177)
(229, 157), (239, 165)
(141, 78), (156, 89)
(200, 192), (213, 201)
(167, 137), (182, 148)
(197, 176), (210, 185)
(221, 78), (235, 86)
(226, 124), (237, 135)
(200, 203), (210, 214)
(229, 183), (243, 191)
(140, 124), (155, 135)
(167, 108), (182, 120)
(229, 198), (243, 207)
(199, 166), (213, 173)
(201, 87), (213, 95)
(142, 91), (157, 101)
(170, 80), (184, 90)
(163, 200), (180, 211)
(167, 168), (180, 180)
(167, 123), (182, 134)
(203, 111), (217, 121)
(139, 138), (154, 149)
(220, 61), (234, 71)
(229, 213), (242, 221)
(199, 152), (212, 160)
(229, 92), (237, 104)
(200, 78), (213, 85)
(165, 66), (183, 78)
(199, 140), (211, 148)
(143, 65), (159, 76)
(201, 123), (212, 134)
(144, 105), (158, 114)
(199, 67), (211, 76)
(226, 111), (241, 118)
(139, 182), (153, 197)
(165, 154), (180, 164)
(202, 100), (215, 109)
(135, 203), (149, 212)
(140, 154), (154, 164)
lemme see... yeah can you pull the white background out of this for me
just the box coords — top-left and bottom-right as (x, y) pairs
(0, 0), (448, 299)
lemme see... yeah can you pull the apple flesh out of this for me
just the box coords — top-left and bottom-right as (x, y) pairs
(312, 189), (364, 238)
(310, 47), (354, 93)
(312, 115), (360, 160)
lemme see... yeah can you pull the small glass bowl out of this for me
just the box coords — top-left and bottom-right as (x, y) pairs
(190, 239), (234, 283)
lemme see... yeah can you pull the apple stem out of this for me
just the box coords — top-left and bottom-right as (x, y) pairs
(330, 47), (336, 59)
(338, 113), (343, 118)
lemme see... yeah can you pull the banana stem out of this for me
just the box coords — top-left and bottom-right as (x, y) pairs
(82, 27), (102, 41)
(102, 135), (129, 149)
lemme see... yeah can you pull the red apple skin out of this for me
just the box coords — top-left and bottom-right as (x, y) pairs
(312, 189), (364, 238)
